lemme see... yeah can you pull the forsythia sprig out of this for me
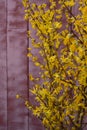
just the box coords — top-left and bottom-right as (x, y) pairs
(18, 0), (87, 129)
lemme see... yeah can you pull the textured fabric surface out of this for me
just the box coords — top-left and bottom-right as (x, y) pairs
(1, 1), (86, 130)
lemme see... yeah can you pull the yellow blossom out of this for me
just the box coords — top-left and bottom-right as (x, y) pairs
(16, 94), (20, 99)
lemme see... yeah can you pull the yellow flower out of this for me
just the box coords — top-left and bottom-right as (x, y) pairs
(16, 94), (20, 99)
(27, 53), (32, 57)
(25, 101), (29, 107)
(34, 62), (40, 66)
(54, 22), (62, 29)
(29, 74), (34, 81)
(64, 0), (75, 7)
(70, 44), (76, 52)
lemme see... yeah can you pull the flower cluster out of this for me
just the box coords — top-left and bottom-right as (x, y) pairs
(21, 0), (87, 130)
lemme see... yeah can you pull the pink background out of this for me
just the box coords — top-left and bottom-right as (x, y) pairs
(0, 0), (87, 130)
(0, 0), (44, 130)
